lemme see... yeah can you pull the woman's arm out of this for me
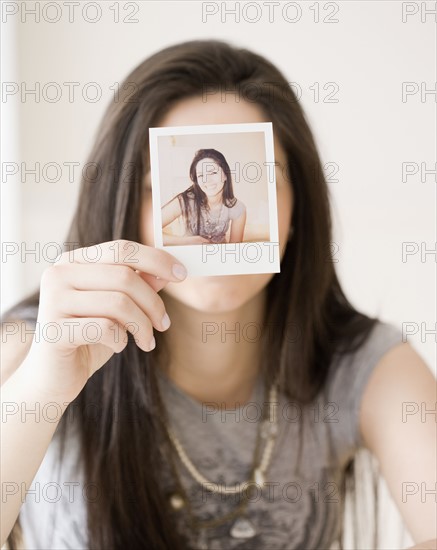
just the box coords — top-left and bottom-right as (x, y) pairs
(229, 209), (246, 243)
(162, 234), (211, 246)
(359, 342), (437, 546)
(161, 196), (182, 229)
(161, 197), (212, 244)
(1, 240), (188, 546)
(0, 340), (72, 546)
(1, 321), (33, 387)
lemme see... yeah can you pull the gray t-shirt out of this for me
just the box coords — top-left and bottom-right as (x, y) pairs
(18, 321), (403, 549)
(177, 194), (246, 243)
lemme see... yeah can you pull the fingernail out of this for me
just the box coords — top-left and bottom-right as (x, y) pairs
(149, 337), (156, 351)
(172, 264), (187, 280)
(161, 313), (171, 330)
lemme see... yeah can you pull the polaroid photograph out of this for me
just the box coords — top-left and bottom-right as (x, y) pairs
(149, 122), (280, 276)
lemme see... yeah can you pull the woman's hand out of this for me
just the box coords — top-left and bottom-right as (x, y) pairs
(189, 235), (213, 244)
(20, 240), (187, 402)
(162, 233), (212, 245)
(406, 540), (437, 549)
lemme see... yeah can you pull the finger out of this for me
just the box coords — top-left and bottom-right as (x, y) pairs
(137, 272), (169, 293)
(54, 240), (187, 282)
(58, 290), (156, 352)
(55, 317), (129, 355)
(54, 263), (170, 331)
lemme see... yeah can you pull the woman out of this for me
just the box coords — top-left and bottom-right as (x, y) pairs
(1, 40), (435, 550)
(161, 148), (246, 245)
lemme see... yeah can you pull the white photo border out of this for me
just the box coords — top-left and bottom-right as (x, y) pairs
(149, 122), (280, 276)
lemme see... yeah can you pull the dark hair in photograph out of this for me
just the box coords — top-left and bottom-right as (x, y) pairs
(4, 40), (382, 549)
(178, 148), (236, 236)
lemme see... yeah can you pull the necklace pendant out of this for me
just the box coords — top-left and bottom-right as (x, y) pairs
(229, 516), (257, 539)
(169, 492), (185, 510)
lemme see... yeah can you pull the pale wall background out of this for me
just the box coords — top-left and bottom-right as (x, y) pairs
(1, 2), (435, 547)
(3, 2), (434, 365)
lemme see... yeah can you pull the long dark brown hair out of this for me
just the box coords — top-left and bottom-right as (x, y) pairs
(5, 40), (383, 549)
(179, 148), (236, 235)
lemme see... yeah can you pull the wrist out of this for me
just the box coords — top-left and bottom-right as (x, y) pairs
(17, 349), (80, 405)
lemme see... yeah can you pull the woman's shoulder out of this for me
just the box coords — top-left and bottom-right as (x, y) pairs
(324, 320), (404, 454)
(226, 197), (246, 219)
(339, 320), (403, 368)
(177, 189), (196, 208)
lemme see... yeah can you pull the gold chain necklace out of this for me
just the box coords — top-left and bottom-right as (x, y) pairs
(155, 371), (280, 547)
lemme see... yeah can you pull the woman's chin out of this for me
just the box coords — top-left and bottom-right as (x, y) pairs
(161, 274), (271, 314)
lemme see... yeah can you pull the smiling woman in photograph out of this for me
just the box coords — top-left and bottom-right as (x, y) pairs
(1, 40), (435, 550)
(161, 148), (247, 245)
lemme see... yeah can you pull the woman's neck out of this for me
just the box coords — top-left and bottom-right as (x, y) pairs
(157, 289), (267, 409)
(206, 191), (223, 207)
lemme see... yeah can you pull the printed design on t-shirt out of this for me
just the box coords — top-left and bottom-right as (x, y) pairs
(171, 450), (342, 550)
